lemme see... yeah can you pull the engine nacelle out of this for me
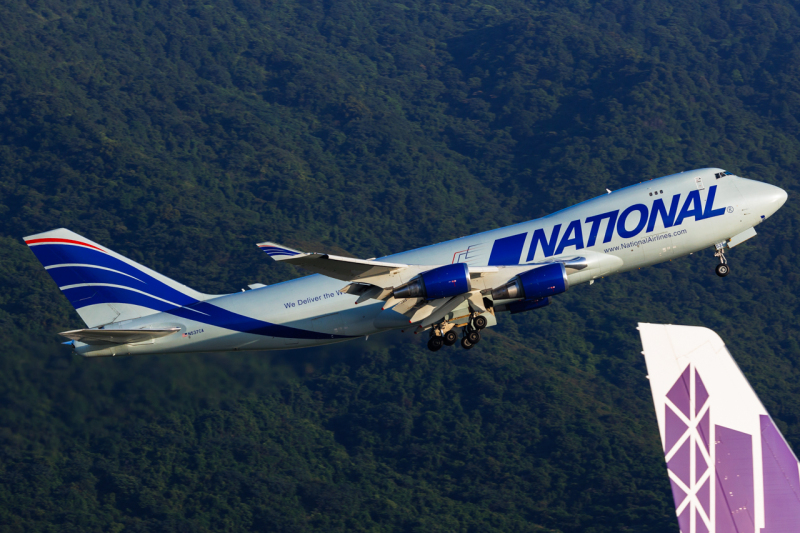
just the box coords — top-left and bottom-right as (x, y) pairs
(393, 263), (471, 300)
(508, 296), (551, 314)
(491, 263), (568, 301)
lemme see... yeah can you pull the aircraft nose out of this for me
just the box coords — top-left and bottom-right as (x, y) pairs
(755, 181), (788, 218)
(776, 186), (788, 208)
(765, 183), (788, 209)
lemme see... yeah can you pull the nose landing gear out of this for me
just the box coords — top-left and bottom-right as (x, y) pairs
(714, 242), (730, 277)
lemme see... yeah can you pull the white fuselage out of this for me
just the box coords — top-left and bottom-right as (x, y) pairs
(76, 168), (787, 357)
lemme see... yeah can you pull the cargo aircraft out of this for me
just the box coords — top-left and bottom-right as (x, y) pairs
(639, 323), (800, 533)
(25, 168), (786, 357)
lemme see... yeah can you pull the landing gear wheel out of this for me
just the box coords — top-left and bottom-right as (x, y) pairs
(427, 336), (443, 351)
(473, 315), (488, 330)
(443, 330), (458, 346)
(466, 330), (481, 345)
(713, 242), (729, 278)
(461, 337), (473, 350)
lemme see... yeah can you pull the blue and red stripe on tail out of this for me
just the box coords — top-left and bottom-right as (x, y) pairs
(24, 229), (213, 327)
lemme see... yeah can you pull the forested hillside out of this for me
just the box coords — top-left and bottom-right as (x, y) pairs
(1, 0), (800, 531)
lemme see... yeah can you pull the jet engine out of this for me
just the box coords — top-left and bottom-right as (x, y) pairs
(490, 263), (568, 301)
(508, 296), (551, 314)
(393, 263), (471, 300)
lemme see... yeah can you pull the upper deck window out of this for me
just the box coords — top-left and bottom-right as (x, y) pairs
(715, 171), (733, 179)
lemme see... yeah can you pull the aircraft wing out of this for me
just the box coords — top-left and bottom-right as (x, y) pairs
(60, 327), (182, 345)
(256, 242), (408, 281)
(256, 241), (539, 286)
(256, 242), (599, 322)
(638, 323), (800, 533)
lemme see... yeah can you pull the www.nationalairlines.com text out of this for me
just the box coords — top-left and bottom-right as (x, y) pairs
(604, 229), (688, 253)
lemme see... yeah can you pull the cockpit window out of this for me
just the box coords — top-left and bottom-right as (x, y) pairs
(715, 171), (734, 179)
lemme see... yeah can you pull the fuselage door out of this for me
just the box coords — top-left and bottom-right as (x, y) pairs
(695, 176), (705, 190)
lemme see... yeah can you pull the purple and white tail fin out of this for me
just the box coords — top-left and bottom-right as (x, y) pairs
(639, 323), (800, 533)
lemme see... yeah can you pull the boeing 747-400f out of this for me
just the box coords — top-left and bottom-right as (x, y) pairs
(25, 168), (787, 356)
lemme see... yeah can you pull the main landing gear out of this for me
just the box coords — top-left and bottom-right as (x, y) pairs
(460, 329), (481, 350)
(714, 242), (730, 277)
(427, 336), (444, 351)
(443, 330), (458, 346)
(427, 314), (488, 351)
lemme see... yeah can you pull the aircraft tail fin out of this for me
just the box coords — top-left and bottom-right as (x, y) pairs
(24, 228), (218, 328)
(638, 323), (800, 533)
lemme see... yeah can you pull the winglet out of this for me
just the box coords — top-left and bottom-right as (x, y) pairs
(256, 242), (305, 261)
(639, 323), (800, 533)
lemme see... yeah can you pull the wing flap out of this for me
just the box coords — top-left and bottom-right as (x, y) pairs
(419, 294), (471, 327)
(60, 327), (181, 345)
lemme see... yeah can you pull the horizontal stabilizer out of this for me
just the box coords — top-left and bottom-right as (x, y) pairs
(257, 241), (407, 281)
(254, 242), (304, 259)
(60, 327), (181, 345)
(639, 323), (800, 533)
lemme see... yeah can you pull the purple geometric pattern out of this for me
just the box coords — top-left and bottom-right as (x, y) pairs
(666, 405), (689, 452)
(670, 478), (687, 509)
(715, 425), (755, 533)
(697, 476), (710, 516)
(697, 409), (710, 454)
(715, 478), (738, 533)
(669, 438), (692, 487)
(695, 444), (707, 483)
(668, 365), (692, 418)
(695, 509), (709, 533)
(760, 414), (800, 532)
(677, 506), (690, 533)
(661, 364), (800, 533)
(695, 372), (709, 417)
(664, 364), (712, 533)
